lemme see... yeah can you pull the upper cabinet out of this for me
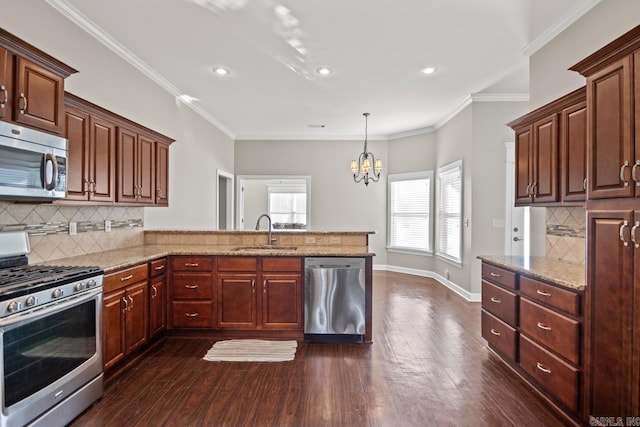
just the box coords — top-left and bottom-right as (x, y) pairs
(117, 127), (156, 204)
(570, 25), (640, 200)
(0, 29), (77, 135)
(508, 87), (586, 206)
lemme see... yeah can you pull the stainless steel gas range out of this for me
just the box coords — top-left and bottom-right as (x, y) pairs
(0, 232), (104, 427)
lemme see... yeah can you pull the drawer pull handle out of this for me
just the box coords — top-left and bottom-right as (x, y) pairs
(184, 263), (199, 267)
(490, 297), (501, 304)
(155, 265), (165, 271)
(620, 161), (630, 187)
(537, 322), (552, 331)
(620, 221), (630, 247)
(184, 285), (199, 289)
(185, 312), (199, 318)
(128, 295), (134, 309)
(536, 290), (552, 297)
(490, 329), (501, 336)
(120, 274), (134, 282)
(536, 362), (551, 374)
(489, 272), (501, 278)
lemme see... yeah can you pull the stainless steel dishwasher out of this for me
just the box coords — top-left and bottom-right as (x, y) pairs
(304, 257), (366, 343)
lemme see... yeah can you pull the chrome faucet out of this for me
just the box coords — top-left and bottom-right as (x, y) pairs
(255, 214), (275, 245)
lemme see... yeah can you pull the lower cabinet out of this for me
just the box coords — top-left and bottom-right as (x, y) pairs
(480, 261), (584, 424)
(149, 258), (167, 339)
(103, 264), (149, 371)
(169, 256), (215, 329)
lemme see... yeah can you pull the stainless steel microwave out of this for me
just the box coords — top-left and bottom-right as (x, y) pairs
(0, 121), (67, 201)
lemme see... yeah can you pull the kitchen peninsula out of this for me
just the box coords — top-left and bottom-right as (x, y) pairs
(43, 230), (375, 376)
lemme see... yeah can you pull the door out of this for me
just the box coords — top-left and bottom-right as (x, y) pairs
(156, 143), (169, 205)
(124, 282), (148, 353)
(585, 209), (634, 419)
(137, 135), (155, 204)
(635, 52), (640, 197)
(505, 142), (527, 256)
(117, 127), (138, 202)
(561, 100), (587, 202)
(14, 56), (64, 134)
(532, 114), (558, 203)
(217, 275), (256, 328)
(64, 106), (90, 200)
(587, 57), (633, 199)
(0, 47), (10, 119)
(262, 274), (302, 330)
(90, 116), (116, 202)
(103, 289), (126, 370)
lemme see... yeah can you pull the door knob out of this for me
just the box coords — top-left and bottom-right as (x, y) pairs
(513, 237), (523, 242)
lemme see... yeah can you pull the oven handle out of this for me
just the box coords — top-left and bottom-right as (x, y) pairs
(0, 288), (102, 328)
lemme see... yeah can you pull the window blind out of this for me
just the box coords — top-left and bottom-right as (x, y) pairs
(437, 161), (462, 263)
(388, 172), (432, 253)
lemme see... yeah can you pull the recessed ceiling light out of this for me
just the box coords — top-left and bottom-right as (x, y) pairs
(212, 66), (230, 76)
(420, 66), (437, 75)
(316, 67), (332, 76)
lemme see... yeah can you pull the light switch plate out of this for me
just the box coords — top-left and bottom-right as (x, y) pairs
(69, 222), (77, 236)
(105, 220), (112, 232)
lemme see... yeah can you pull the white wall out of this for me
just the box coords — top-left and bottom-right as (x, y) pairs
(235, 139), (388, 264)
(0, 0), (234, 230)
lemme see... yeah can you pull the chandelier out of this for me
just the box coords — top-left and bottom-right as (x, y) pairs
(350, 112), (382, 186)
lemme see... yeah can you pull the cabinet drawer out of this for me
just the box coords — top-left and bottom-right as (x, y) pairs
(171, 302), (213, 328)
(171, 256), (213, 272)
(171, 274), (212, 300)
(519, 335), (579, 412)
(262, 257), (302, 272)
(481, 310), (517, 362)
(481, 263), (517, 290)
(520, 298), (580, 365)
(481, 281), (518, 326)
(217, 256), (257, 272)
(149, 258), (167, 277)
(520, 276), (580, 315)
(104, 264), (147, 293)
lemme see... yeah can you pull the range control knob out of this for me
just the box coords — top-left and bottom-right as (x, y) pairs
(74, 283), (84, 292)
(6, 301), (21, 313)
(25, 296), (38, 307)
(52, 289), (64, 299)
(86, 279), (96, 288)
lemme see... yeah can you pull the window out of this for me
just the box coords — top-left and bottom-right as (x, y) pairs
(437, 160), (462, 264)
(387, 171), (433, 254)
(268, 184), (307, 230)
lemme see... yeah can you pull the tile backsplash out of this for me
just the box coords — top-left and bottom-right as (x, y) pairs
(545, 206), (585, 264)
(0, 201), (143, 263)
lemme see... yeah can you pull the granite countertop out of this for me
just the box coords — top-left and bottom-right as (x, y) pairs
(40, 244), (375, 273)
(477, 255), (585, 291)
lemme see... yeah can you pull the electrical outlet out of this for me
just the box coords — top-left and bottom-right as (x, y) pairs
(69, 222), (77, 236)
(493, 219), (505, 228)
(105, 220), (112, 232)
(305, 236), (316, 244)
(329, 236), (341, 245)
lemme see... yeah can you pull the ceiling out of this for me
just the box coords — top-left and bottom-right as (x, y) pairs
(46, 0), (599, 140)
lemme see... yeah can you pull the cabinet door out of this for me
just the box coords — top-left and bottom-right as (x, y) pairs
(149, 275), (166, 338)
(635, 52), (640, 196)
(117, 127), (138, 203)
(0, 47), (10, 119)
(515, 126), (533, 204)
(217, 275), (256, 329)
(585, 209), (634, 418)
(137, 135), (155, 204)
(532, 114), (558, 203)
(561, 101), (587, 202)
(125, 282), (148, 354)
(155, 142), (169, 205)
(63, 106), (90, 200)
(90, 116), (116, 202)
(14, 56), (64, 134)
(103, 289), (126, 370)
(261, 274), (302, 330)
(587, 57), (634, 199)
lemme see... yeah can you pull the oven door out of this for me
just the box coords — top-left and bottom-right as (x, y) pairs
(0, 288), (102, 427)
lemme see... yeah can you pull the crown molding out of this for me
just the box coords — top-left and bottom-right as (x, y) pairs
(388, 126), (437, 140)
(470, 93), (529, 102)
(520, 0), (603, 57)
(46, 0), (236, 139)
(234, 134), (389, 142)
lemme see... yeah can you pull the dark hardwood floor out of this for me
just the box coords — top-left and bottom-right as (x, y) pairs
(72, 271), (568, 426)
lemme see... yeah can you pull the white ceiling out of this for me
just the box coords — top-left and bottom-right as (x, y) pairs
(46, 0), (600, 140)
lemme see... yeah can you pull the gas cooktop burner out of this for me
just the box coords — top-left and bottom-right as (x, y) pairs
(0, 265), (104, 301)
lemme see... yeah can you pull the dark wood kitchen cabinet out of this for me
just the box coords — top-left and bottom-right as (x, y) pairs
(261, 257), (303, 330)
(149, 258), (167, 338)
(217, 257), (258, 329)
(103, 264), (149, 371)
(169, 256), (215, 329)
(117, 127), (155, 204)
(155, 142), (170, 206)
(508, 87), (586, 206)
(0, 29), (77, 134)
(63, 94), (117, 203)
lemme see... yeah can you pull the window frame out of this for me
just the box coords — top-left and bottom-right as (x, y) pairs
(267, 183), (308, 230)
(387, 171), (434, 256)
(436, 160), (463, 266)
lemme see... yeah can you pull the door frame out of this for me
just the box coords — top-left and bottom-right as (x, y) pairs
(217, 169), (234, 230)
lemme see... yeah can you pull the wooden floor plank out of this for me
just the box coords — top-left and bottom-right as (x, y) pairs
(71, 271), (569, 426)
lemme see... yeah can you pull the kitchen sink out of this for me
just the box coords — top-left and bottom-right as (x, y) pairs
(232, 246), (298, 252)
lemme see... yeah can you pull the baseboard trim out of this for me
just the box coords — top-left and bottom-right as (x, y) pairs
(374, 264), (481, 303)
